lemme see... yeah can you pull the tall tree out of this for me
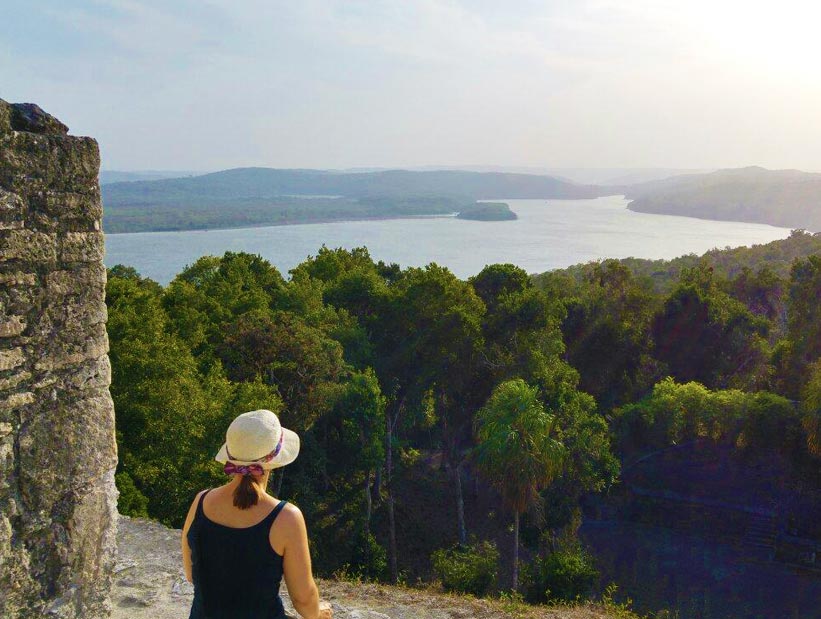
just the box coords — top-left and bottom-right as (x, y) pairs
(473, 379), (565, 590)
(777, 255), (821, 398)
(329, 368), (386, 532)
(652, 264), (770, 390)
(559, 260), (661, 409)
(373, 264), (484, 576)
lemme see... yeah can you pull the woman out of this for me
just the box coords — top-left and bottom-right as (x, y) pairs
(182, 409), (332, 619)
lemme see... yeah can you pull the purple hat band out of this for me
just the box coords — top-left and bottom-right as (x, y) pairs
(223, 430), (284, 476)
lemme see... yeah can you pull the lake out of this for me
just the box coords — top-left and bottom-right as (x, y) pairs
(104, 197), (792, 284)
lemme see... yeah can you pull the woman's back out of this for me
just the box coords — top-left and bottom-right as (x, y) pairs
(183, 409), (330, 619)
(186, 488), (288, 619)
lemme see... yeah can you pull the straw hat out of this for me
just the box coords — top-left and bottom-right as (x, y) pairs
(215, 409), (300, 471)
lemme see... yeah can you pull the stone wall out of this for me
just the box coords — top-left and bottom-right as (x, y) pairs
(0, 99), (118, 618)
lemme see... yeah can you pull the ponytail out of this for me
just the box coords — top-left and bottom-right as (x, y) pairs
(233, 474), (262, 509)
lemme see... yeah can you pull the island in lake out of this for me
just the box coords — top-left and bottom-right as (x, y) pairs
(457, 201), (517, 221)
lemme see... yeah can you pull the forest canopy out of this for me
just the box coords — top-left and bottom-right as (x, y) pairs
(108, 234), (821, 597)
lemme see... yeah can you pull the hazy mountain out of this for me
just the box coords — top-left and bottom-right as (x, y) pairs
(593, 168), (714, 186)
(336, 166), (712, 185)
(101, 167), (598, 233)
(102, 167), (601, 202)
(100, 170), (204, 185)
(624, 166), (821, 232)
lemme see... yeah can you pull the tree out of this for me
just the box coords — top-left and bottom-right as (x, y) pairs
(219, 310), (346, 433)
(559, 260), (660, 409)
(800, 360), (821, 458)
(107, 270), (231, 525)
(777, 255), (821, 398)
(652, 265), (770, 390)
(162, 252), (288, 365)
(329, 368), (386, 532)
(373, 263), (485, 578)
(473, 379), (565, 590)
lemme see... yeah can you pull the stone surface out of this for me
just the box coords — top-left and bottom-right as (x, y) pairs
(9, 103), (69, 135)
(0, 98), (117, 618)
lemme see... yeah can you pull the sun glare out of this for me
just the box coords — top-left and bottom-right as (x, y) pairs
(695, 1), (821, 77)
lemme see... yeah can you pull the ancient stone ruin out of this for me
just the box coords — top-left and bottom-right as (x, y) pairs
(0, 99), (118, 618)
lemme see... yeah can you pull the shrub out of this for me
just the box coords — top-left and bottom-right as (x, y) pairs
(525, 547), (598, 603)
(116, 470), (149, 518)
(431, 540), (499, 596)
(738, 391), (805, 458)
(347, 530), (387, 580)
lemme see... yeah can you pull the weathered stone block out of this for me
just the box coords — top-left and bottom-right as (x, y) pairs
(0, 132), (100, 197)
(45, 264), (106, 297)
(0, 187), (24, 216)
(32, 355), (111, 394)
(0, 99), (11, 135)
(10, 103), (69, 135)
(0, 369), (31, 391)
(0, 391), (34, 410)
(31, 190), (102, 220)
(0, 315), (26, 337)
(34, 321), (109, 371)
(0, 272), (37, 287)
(0, 229), (57, 263)
(0, 347), (25, 370)
(59, 231), (105, 263)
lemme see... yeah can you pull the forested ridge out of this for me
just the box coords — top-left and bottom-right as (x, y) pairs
(622, 166), (821, 232)
(108, 231), (821, 608)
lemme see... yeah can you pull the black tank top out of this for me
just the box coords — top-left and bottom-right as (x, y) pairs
(187, 489), (288, 619)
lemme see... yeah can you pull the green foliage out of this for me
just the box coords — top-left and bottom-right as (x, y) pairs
(107, 235), (821, 603)
(776, 255), (821, 397)
(558, 260), (661, 409)
(612, 377), (813, 469)
(473, 379), (564, 514)
(347, 529), (388, 580)
(431, 541), (499, 596)
(524, 547), (599, 603)
(456, 202), (517, 221)
(738, 391), (805, 457)
(800, 360), (821, 457)
(330, 368), (386, 471)
(115, 471), (149, 518)
(107, 270), (233, 525)
(535, 229), (821, 295)
(652, 265), (770, 390)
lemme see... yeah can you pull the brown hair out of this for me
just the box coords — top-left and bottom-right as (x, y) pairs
(233, 474), (263, 509)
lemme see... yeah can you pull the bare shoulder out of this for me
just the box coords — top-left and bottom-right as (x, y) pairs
(269, 501), (305, 555)
(276, 501), (305, 530)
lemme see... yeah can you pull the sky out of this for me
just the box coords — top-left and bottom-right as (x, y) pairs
(2, 0), (821, 172)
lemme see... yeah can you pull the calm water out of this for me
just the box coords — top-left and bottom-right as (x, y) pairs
(104, 197), (792, 284)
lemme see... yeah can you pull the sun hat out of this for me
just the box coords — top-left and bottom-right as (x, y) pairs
(215, 409), (300, 474)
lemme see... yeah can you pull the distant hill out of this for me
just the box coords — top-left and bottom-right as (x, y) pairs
(101, 167), (602, 232)
(100, 170), (202, 184)
(102, 167), (601, 202)
(623, 166), (821, 232)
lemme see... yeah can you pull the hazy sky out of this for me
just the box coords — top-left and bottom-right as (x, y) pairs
(3, 1), (820, 171)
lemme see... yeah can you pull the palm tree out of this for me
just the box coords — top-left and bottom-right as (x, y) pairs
(473, 379), (565, 591)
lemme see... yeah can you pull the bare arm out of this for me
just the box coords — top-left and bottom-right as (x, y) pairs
(277, 504), (329, 619)
(181, 490), (206, 584)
